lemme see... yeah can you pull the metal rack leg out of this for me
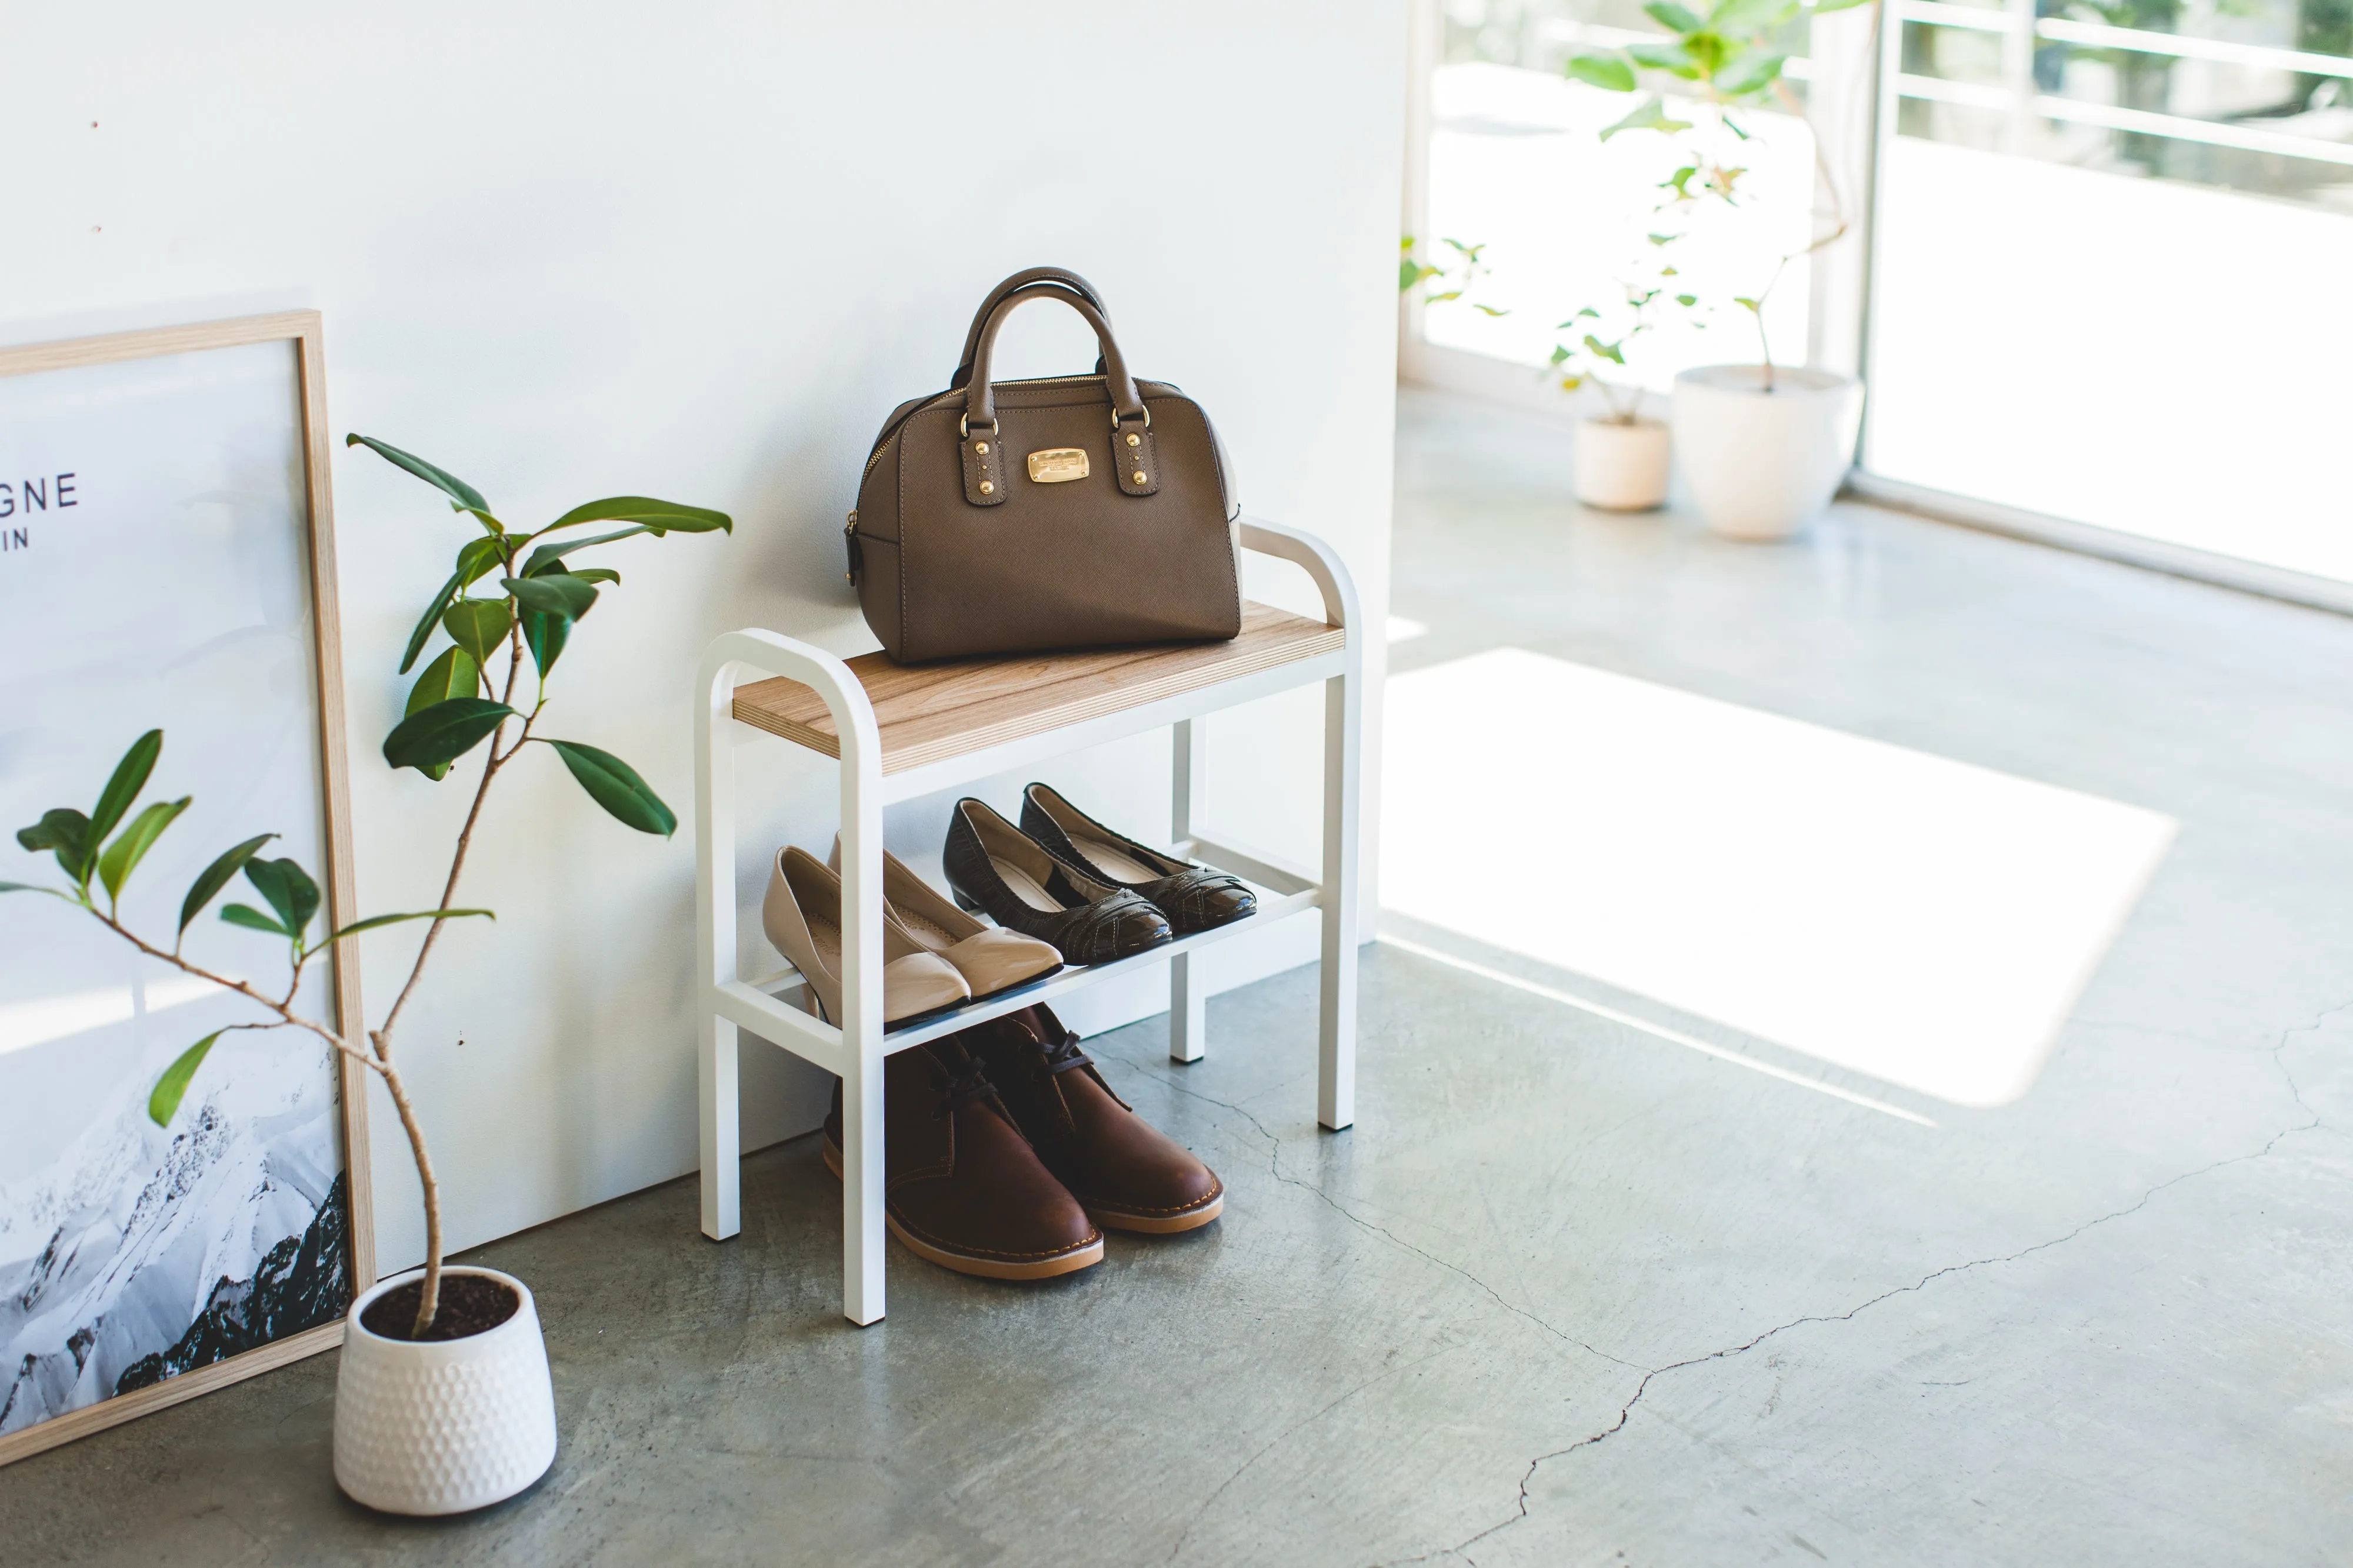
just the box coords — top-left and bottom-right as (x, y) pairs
(699, 1013), (741, 1240)
(1318, 663), (1360, 1132)
(838, 729), (888, 1326)
(838, 1036), (885, 1325)
(696, 657), (742, 1240)
(1169, 716), (1207, 1063)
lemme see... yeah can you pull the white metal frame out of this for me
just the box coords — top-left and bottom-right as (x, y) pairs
(694, 518), (1362, 1325)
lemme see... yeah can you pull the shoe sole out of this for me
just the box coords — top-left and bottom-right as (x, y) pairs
(1086, 1193), (1224, 1234)
(820, 1136), (1104, 1280)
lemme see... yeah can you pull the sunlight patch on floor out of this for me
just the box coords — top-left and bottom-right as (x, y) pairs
(1380, 649), (2177, 1107)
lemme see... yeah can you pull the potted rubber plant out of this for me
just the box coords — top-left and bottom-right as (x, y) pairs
(1569, 0), (1872, 538)
(2, 436), (729, 1514)
(1549, 267), (1695, 511)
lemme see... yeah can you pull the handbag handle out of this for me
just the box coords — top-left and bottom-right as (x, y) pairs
(964, 285), (1146, 431)
(949, 267), (1109, 391)
(958, 285), (1159, 506)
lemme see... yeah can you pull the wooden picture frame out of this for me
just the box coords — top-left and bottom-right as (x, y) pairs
(0, 311), (372, 1466)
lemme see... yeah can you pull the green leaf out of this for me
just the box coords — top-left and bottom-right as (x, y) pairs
(1709, 0), (1801, 34)
(503, 573), (599, 623)
(383, 697), (515, 773)
(18, 808), (94, 885)
(97, 796), (191, 902)
(542, 740), (677, 836)
(221, 903), (292, 936)
(522, 607), (570, 679)
(520, 525), (656, 577)
(398, 535), (509, 677)
(1585, 335), (1627, 365)
(1602, 97), (1695, 140)
(1645, 0), (1707, 30)
(149, 1032), (224, 1126)
(1565, 51), (1637, 91)
(1734, 295), (1762, 311)
(322, 908), (495, 944)
(408, 645), (481, 712)
(406, 646), (481, 780)
(181, 833), (278, 934)
(1676, 293), (1699, 306)
(89, 730), (162, 848)
(344, 433), (489, 513)
(536, 496), (733, 537)
(566, 567), (621, 585)
(1717, 51), (1787, 96)
(1471, 303), (1511, 317)
(1627, 39), (1701, 76)
(443, 597), (514, 669)
(1648, 231), (1679, 245)
(399, 566), (469, 676)
(0, 880), (67, 898)
(243, 857), (321, 939)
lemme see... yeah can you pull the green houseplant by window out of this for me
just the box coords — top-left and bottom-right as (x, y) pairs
(5, 436), (730, 1514)
(1567, 0), (1875, 537)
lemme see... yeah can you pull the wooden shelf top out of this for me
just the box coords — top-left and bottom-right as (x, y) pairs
(732, 601), (1345, 773)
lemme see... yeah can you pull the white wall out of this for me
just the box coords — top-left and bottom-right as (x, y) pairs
(4, 2), (1403, 1272)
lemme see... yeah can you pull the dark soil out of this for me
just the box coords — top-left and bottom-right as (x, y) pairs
(359, 1274), (520, 1342)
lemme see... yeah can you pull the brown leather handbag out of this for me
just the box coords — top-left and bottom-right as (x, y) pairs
(845, 268), (1242, 663)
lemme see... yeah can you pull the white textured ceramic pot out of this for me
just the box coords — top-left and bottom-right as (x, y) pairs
(333, 1267), (558, 1516)
(1670, 364), (1865, 541)
(1574, 418), (1671, 511)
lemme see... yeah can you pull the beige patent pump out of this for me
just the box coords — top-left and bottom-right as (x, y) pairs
(761, 846), (970, 1027)
(828, 838), (1064, 1003)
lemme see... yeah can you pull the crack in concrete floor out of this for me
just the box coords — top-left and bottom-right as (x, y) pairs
(1099, 988), (2349, 1567)
(1408, 1000), (2348, 1567)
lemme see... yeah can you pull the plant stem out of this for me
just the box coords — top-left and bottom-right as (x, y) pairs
(369, 1029), (444, 1337)
(95, 912), (385, 1080)
(368, 615), (534, 1333)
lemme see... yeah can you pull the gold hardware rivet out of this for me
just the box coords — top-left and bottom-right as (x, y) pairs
(1132, 471), (1147, 485)
(1126, 432), (1141, 447)
(975, 442), (989, 455)
(979, 480), (994, 495)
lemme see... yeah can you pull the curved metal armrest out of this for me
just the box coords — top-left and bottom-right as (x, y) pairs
(696, 629), (880, 768)
(1239, 516), (1361, 638)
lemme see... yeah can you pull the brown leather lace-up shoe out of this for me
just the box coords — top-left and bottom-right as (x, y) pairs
(821, 1037), (1102, 1280)
(964, 1005), (1224, 1234)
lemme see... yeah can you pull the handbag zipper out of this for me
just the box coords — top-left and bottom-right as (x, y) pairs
(863, 375), (1134, 476)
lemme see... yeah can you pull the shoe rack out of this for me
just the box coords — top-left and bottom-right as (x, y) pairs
(693, 518), (1363, 1325)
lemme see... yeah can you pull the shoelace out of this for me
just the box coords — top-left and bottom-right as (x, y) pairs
(1035, 1025), (1093, 1079)
(934, 1055), (998, 1119)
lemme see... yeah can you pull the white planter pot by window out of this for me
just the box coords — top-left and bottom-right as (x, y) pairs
(1574, 417), (1671, 511)
(333, 1267), (558, 1516)
(1671, 365), (1865, 541)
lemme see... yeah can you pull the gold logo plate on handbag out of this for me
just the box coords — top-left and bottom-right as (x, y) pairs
(1026, 448), (1090, 483)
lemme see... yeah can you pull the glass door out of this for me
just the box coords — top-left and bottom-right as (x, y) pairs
(1860, 0), (2353, 582)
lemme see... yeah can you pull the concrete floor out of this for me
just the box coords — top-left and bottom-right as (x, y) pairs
(6, 387), (2352, 1564)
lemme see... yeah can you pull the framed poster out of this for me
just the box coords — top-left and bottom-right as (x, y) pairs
(0, 312), (373, 1464)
